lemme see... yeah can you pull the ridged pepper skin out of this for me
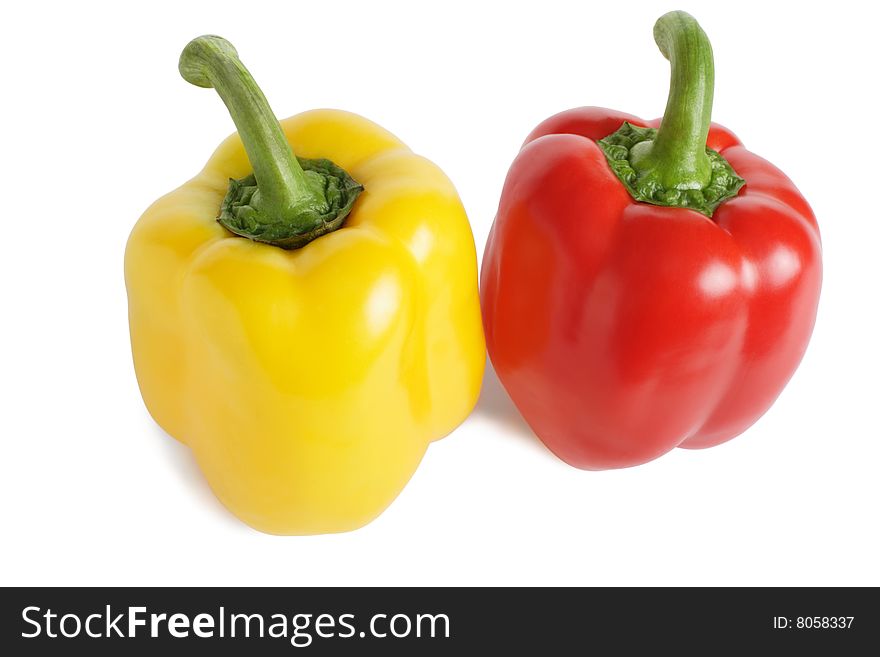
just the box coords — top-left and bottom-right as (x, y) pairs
(481, 105), (821, 470)
(126, 109), (485, 534)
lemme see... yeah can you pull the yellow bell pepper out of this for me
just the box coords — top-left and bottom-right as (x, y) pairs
(124, 36), (485, 535)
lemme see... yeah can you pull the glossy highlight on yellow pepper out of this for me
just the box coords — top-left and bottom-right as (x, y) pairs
(124, 36), (484, 535)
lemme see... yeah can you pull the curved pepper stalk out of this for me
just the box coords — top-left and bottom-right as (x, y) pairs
(179, 35), (362, 248)
(598, 11), (744, 216)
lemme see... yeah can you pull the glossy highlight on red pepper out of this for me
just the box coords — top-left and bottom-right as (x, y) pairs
(480, 12), (822, 469)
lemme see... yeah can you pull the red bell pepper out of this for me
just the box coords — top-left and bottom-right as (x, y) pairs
(480, 11), (822, 469)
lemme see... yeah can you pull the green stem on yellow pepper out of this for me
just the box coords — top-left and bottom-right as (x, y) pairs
(179, 36), (362, 249)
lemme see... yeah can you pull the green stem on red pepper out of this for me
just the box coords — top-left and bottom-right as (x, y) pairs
(598, 11), (744, 217)
(179, 35), (362, 249)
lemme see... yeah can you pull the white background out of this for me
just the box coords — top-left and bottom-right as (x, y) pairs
(2, 0), (878, 586)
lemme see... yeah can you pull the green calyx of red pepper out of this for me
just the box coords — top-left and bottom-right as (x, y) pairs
(179, 36), (362, 249)
(598, 11), (744, 217)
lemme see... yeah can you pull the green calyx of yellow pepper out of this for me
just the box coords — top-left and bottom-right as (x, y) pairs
(179, 36), (363, 249)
